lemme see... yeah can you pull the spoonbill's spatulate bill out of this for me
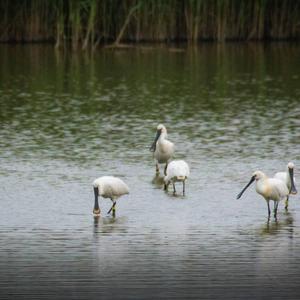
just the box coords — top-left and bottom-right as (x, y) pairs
(274, 162), (297, 209)
(93, 176), (129, 217)
(164, 160), (190, 195)
(237, 171), (289, 219)
(150, 124), (174, 175)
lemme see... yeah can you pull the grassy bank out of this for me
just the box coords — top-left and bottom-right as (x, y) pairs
(0, 0), (299, 49)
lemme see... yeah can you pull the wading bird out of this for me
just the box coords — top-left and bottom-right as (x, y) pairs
(150, 124), (174, 175)
(93, 176), (129, 217)
(237, 171), (289, 219)
(274, 162), (297, 209)
(164, 160), (190, 195)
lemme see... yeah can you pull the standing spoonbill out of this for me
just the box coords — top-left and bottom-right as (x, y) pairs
(93, 176), (129, 217)
(237, 171), (289, 219)
(150, 124), (174, 175)
(164, 160), (190, 195)
(274, 162), (297, 209)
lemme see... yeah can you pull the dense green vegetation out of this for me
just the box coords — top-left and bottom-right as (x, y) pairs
(0, 0), (299, 49)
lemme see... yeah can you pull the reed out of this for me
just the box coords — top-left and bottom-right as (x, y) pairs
(0, 0), (299, 48)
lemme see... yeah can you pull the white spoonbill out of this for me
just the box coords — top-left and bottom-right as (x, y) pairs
(237, 171), (289, 219)
(93, 176), (129, 217)
(274, 162), (297, 209)
(164, 160), (190, 195)
(150, 124), (175, 175)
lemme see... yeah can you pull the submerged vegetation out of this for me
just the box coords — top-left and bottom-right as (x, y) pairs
(0, 0), (299, 49)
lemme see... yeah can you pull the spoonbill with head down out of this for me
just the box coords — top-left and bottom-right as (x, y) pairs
(164, 160), (190, 195)
(93, 176), (129, 217)
(274, 162), (297, 209)
(150, 124), (174, 175)
(237, 171), (289, 219)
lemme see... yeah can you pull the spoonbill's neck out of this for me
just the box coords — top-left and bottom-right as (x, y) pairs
(257, 174), (268, 183)
(159, 131), (167, 141)
(255, 175), (268, 193)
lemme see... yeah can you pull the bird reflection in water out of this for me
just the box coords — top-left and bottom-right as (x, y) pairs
(94, 215), (100, 229)
(260, 212), (294, 236)
(151, 173), (165, 187)
(93, 215), (128, 236)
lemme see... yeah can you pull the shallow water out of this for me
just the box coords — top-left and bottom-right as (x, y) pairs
(0, 43), (300, 299)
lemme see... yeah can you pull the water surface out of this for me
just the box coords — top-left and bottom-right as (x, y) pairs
(0, 44), (300, 299)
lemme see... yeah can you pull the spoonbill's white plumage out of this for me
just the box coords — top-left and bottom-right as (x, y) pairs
(164, 160), (190, 195)
(274, 162), (297, 209)
(237, 171), (289, 219)
(150, 124), (174, 175)
(93, 176), (129, 216)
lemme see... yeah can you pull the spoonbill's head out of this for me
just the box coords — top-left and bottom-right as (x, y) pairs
(93, 208), (101, 216)
(252, 170), (266, 181)
(150, 124), (167, 152)
(157, 124), (167, 134)
(287, 162), (297, 194)
(236, 170), (266, 199)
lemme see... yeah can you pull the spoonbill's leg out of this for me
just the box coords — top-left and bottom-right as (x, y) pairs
(274, 201), (279, 219)
(267, 200), (271, 219)
(172, 182), (176, 194)
(112, 202), (116, 218)
(156, 163), (160, 174)
(107, 200), (116, 215)
(164, 182), (169, 191)
(164, 163), (168, 176)
(183, 180), (185, 195)
(285, 196), (289, 210)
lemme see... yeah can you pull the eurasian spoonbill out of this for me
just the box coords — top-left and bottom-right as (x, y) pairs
(150, 124), (174, 175)
(274, 162), (297, 209)
(93, 176), (129, 217)
(237, 171), (289, 219)
(164, 160), (190, 195)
